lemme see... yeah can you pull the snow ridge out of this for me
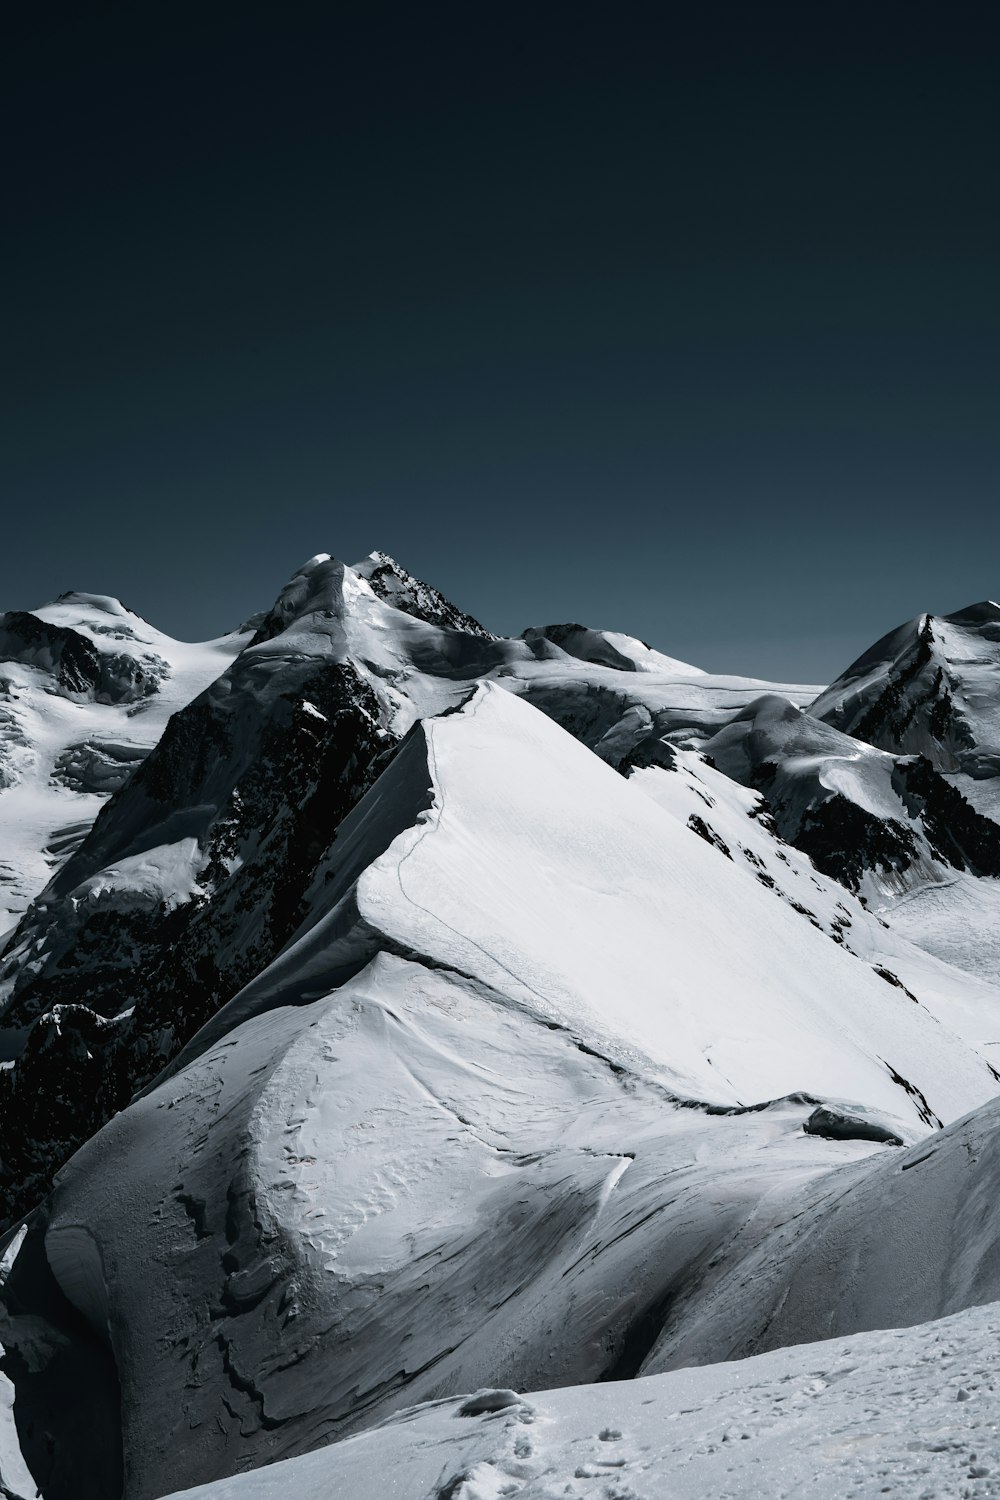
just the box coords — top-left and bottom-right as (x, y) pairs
(0, 558), (999, 1500)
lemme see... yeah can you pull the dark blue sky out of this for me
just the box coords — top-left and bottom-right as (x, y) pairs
(4, 1), (999, 684)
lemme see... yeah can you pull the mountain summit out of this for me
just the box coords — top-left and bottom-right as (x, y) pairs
(1, 558), (1000, 1500)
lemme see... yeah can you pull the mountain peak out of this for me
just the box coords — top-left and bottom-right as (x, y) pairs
(248, 555), (350, 645)
(942, 599), (1000, 628)
(812, 598), (1000, 780)
(351, 550), (494, 638)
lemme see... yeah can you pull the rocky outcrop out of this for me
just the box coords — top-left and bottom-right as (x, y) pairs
(0, 613), (167, 705)
(0, 649), (398, 1227)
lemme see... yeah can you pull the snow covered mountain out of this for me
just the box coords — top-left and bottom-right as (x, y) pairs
(1, 557), (1000, 1500)
(812, 600), (1000, 805)
(0, 594), (250, 945)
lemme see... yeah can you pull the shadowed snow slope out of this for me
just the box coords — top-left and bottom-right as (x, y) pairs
(6, 558), (1000, 1500)
(647, 1091), (1000, 1372)
(703, 693), (1000, 900)
(205, 682), (998, 1123)
(812, 601), (1000, 791)
(520, 621), (706, 676)
(158, 1299), (1000, 1500)
(4, 684), (1000, 1499)
(0, 555), (848, 1231)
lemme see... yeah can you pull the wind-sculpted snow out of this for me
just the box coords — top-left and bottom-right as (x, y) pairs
(798, 603), (1000, 974)
(0, 656), (395, 1225)
(1, 555), (998, 1227)
(644, 1092), (1000, 1374)
(157, 1299), (1000, 1500)
(3, 553), (1000, 1500)
(625, 746), (1000, 1065)
(0, 556), (856, 1228)
(182, 682), (998, 1122)
(520, 621), (706, 676)
(0, 960), (925, 1500)
(4, 683), (1000, 1497)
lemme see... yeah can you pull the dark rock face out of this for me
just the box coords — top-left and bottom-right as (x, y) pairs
(758, 759), (1000, 895)
(891, 757), (1000, 877)
(0, 657), (398, 1229)
(354, 553), (495, 639)
(701, 690), (1000, 897)
(787, 792), (920, 893)
(521, 624), (641, 673)
(841, 616), (943, 748)
(0, 1217), (123, 1500)
(814, 607), (1000, 779)
(0, 612), (167, 705)
(803, 1106), (903, 1146)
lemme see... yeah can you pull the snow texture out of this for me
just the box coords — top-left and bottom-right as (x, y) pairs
(1, 558), (1000, 1500)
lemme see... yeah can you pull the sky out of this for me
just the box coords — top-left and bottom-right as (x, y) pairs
(3, 0), (999, 684)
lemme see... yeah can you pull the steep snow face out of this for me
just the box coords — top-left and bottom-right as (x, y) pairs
(0, 593), (249, 945)
(647, 1092), (1000, 1373)
(2, 549), (999, 1234)
(0, 555), (834, 1228)
(199, 683), (998, 1125)
(352, 550), (495, 638)
(7, 954), (887, 1500)
(804, 604), (1000, 977)
(0, 554), (514, 1225)
(155, 1298), (1000, 1500)
(6, 683), (1000, 1497)
(702, 692), (1000, 901)
(5, 556), (1000, 1500)
(812, 601), (1000, 789)
(626, 746), (1000, 1066)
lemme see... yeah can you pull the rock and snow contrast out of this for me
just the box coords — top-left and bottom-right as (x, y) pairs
(1, 553), (1000, 1500)
(0, 594), (250, 948)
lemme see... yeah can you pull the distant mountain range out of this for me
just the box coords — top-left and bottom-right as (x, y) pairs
(1, 555), (1000, 1500)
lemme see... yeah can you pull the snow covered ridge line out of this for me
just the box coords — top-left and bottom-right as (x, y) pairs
(163, 679), (999, 1126)
(812, 599), (1000, 784)
(3, 553), (1000, 1498)
(0, 552), (999, 1230)
(0, 550), (807, 1228)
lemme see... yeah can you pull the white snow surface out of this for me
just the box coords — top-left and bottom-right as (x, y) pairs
(627, 748), (1000, 1058)
(812, 600), (1000, 781)
(12, 679), (1000, 1499)
(5, 557), (1000, 1500)
(0, 592), (248, 943)
(160, 1298), (1000, 1500)
(211, 681), (996, 1124)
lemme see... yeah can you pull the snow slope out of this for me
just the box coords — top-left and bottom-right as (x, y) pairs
(0, 592), (248, 944)
(627, 745), (1000, 1063)
(193, 682), (998, 1123)
(5, 683), (1000, 1498)
(0, 555), (864, 1228)
(158, 1297), (1000, 1500)
(703, 692), (1000, 898)
(812, 600), (1000, 787)
(807, 602), (1000, 978)
(3, 554), (1000, 1500)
